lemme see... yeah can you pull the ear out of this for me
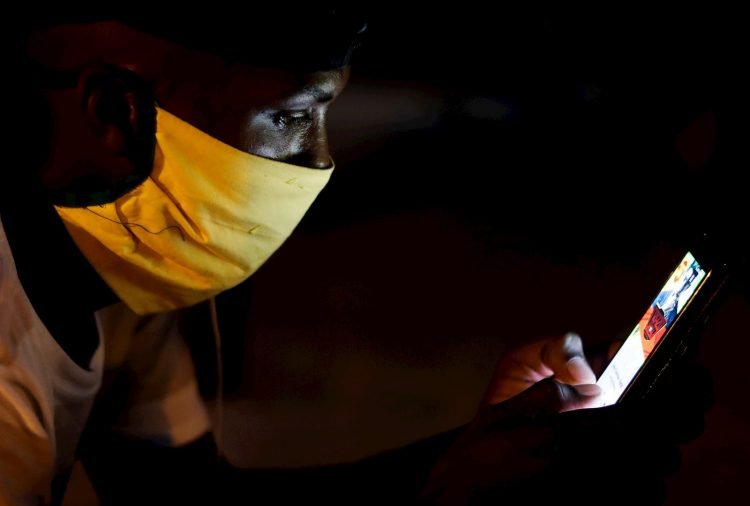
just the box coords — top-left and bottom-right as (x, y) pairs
(77, 65), (152, 156)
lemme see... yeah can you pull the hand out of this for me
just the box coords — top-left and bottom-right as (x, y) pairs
(481, 333), (601, 410)
(420, 360), (713, 506)
(546, 360), (713, 506)
(420, 378), (585, 505)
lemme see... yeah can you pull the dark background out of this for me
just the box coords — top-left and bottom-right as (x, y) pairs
(65, 7), (748, 504)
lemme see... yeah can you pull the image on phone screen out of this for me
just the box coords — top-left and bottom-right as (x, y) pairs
(596, 252), (708, 406)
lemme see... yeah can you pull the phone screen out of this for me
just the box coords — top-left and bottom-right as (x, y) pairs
(596, 252), (708, 406)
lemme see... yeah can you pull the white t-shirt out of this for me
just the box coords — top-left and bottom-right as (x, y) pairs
(0, 216), (210, 505)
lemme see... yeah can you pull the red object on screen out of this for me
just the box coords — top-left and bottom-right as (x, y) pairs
(640, 305), (667, 356)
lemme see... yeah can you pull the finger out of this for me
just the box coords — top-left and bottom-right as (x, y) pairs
(422, 428), (554, 504)
(459, 433), (551, 475)
(482, 334), (602, 408)
(541, 333), (598, 386)
(488, 378), (602, 419)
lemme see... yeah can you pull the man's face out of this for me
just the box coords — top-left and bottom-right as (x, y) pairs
(29, 21), (350, 196)
(150, 57), (350, 170)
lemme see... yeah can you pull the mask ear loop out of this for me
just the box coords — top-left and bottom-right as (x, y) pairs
(83, 204), (187, 252)
(209, 296), (224, 462)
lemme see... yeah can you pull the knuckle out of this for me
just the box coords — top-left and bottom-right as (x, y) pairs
(563, 332), (582, 349)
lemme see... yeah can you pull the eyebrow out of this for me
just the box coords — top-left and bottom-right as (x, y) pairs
(304, 86), (335, 103)
(282, 86), (335, 109)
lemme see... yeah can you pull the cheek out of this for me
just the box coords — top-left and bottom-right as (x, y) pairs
(243, 115), (307, 161)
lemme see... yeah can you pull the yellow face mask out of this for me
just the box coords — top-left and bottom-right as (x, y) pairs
(55, 107), (333, 314)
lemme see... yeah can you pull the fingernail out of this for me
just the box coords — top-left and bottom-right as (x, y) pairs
(567, 356), (597, 384)
(574, 383), (602, 397)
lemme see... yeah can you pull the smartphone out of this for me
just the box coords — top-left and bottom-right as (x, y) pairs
(595, 238), (731, 406)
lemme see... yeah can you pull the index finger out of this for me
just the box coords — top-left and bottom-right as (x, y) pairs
(541, 333), (598, 386)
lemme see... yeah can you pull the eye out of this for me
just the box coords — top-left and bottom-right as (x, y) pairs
(272, 110), (313, 128)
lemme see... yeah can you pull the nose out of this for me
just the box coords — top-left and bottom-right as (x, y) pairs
(306, 132), (332, 169)
(286, 114), (332, 169)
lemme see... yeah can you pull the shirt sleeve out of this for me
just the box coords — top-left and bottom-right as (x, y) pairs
(96, 304), (211, 447)
(1, 233), (55, 505)
(0, 363), (55, 506)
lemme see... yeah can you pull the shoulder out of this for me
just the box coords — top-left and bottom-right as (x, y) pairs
(1, 215), (20, 365)
(0, 218), (55, 504)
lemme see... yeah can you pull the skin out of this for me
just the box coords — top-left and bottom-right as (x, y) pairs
(27, 21), (349, 198)
(28, 12), (601, 480)
(20, 21), (696, 506)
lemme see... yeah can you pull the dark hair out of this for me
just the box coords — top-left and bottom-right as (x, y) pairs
(18, 7), (367, 71)
(3, 7), (366, 204)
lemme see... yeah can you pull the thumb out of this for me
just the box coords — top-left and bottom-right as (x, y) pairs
(489, 378), (601, 420)
(542, 333), (598, 386)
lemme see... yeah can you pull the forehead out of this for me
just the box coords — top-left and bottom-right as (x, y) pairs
(26, 8), (364, 68)
(28, 22), (349, 107)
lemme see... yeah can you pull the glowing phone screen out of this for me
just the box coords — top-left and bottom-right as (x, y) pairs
(596, 252), (707, 406)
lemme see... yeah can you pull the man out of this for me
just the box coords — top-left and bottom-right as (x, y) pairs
(1, 9), (706, 506)
(2, 9), (358, 504)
